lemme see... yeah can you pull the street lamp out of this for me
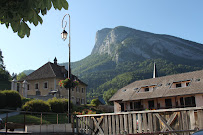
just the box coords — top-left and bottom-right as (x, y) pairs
(61, 14), (71, 123)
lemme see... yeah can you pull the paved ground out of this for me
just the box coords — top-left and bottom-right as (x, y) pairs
(0, 111), (20, 119)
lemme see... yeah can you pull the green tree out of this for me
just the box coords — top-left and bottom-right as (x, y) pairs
(0, 49), (5, 69)
(17, 72), (27, 81)
(0, 0), (69, 38)
(91, 98), (101, 107)
(0, 49), (11, 90)
(103, 88), (117, 105)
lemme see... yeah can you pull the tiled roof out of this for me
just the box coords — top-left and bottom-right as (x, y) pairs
(109, 70), (203, 102)
(25, 62), (66, 80)
(24, 62), (87, 86)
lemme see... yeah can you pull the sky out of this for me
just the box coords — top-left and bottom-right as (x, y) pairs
(0, 0), (203, 74)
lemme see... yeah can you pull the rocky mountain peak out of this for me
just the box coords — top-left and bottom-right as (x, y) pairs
(91, 26), (203, 63)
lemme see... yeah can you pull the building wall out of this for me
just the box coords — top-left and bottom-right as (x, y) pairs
(18, 78), (87, 105)
(26, 78), (55, 96)
(195, 94), (203, 107)
(115, 94), (203, 113)
(114, 101), (121, 112)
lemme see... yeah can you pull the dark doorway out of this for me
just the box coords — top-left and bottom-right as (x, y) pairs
(120, 103), (124, 112)
(165, 99), (172, 108)
(148, 100), (154, 109)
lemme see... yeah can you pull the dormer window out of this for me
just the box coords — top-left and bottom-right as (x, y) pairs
(171, 80), (191, 89)
(145, 88), (149, 92)
(176, 83), (181, 88)
(186, 82), (190, 86)
(139, 85), (156, 93)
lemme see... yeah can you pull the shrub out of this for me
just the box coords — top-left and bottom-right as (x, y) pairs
(22, 100), (51, 112)
(47, 97), (68, 113)
(1, 90), (22, 108)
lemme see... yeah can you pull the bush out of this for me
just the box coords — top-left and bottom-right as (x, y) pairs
(1, 90), (22, 108)
(47, 97), (72, 113)
(22, 100), (51, 112)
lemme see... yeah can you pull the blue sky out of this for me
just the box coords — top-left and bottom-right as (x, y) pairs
(1, 0), (203, 74)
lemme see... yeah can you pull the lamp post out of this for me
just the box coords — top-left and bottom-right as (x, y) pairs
(61, 14), (71, 123)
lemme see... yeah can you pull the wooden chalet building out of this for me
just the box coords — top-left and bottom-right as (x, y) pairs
(110, 65), (203, 113)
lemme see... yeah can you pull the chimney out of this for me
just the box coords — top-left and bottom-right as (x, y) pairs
(54, 57), (57, 65)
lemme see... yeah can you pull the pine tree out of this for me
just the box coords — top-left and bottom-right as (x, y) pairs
(0, 49), (5, 69)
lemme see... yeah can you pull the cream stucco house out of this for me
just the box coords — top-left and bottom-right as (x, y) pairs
(110, 67), (203, 113)
(13, 58), (87, 105)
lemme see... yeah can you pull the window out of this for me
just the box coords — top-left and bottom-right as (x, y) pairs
(195, 79), (200, 82)
(76, 87), (80, 93)
(134, 101), (141, 110)
(36, 91), (41, 95)
(145, 88), (149, 92)
(76, 98), (80, 105)
(130, 102), (133, 110)
(44, 82), (48, 89)
(72, 88), (74, 91)
(180, 96), (196, 107)
(176, 83), (181, 88)
(185, 96), (196, 107)
(72, 96), (74, 100)
(165, 99), (172, 108)
(35, 83), (39, 89)
(148, 100), (154, 109)
(27, 84), (29, 90)
(81, 98), (85, 104)
(81, 88), (84, 93)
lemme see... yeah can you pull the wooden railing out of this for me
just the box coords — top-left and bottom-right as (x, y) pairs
(76, 107), (203, 135)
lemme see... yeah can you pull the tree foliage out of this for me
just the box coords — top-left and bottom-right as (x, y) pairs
(0, 49), (4, 69)
(103, 88), (117, 105)
(0, 0), (69, 38)
(0, 50), (11, 90)
(17, 72), (27, 81)
(91, 98), (101, 107)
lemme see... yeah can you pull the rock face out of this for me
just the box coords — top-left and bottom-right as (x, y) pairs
(91, 26), (203, 63)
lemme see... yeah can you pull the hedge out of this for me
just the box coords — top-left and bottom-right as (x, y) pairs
(0, 90), (22, 109)
(22, 100), (51, 112)
(47, 97), (72, 113)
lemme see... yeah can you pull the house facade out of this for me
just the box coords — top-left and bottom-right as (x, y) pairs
(109, 69), (203, 113)
(12, 58), (87, 105)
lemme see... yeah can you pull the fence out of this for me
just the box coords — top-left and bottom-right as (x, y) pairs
(0, 109), (69, 132)
(76, 106), (203, 135)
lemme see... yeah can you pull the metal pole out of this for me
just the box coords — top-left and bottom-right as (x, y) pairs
(68, 14), (72, 123)
(68, 14), (71, 123)
(62, 14), (71, 123)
